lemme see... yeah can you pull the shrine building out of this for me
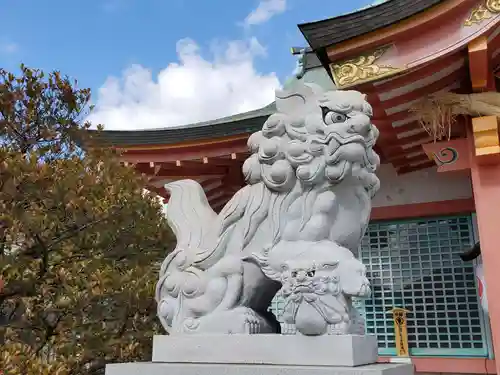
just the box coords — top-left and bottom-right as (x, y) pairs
(92, 0), (500, 373)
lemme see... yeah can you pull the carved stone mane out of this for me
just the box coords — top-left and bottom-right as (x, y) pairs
(156, 82), (380, 336)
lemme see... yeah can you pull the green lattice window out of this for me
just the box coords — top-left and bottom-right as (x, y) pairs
(359, 215), (489, 357)
(269, 215), (491, 357)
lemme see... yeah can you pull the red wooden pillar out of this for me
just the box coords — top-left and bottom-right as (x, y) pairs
(467, 117), (500, 368)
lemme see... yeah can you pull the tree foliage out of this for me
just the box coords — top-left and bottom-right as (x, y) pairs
(0, 66), (173, 374)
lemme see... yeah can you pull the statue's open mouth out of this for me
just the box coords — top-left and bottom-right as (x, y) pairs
(293, 284), (312, 293)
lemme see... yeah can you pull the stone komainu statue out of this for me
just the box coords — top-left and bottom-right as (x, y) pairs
(155, 82), (380, 336)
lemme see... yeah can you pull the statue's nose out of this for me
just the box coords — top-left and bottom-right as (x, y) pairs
(296, 271), (306, 282)
(350, 114), (371, 135)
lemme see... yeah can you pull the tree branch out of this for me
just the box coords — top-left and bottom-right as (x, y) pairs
(34, 312), (62, 356)
(49, 207), (122, 247)
(33, 233), (49, 278)
(115, 305), (129, 338)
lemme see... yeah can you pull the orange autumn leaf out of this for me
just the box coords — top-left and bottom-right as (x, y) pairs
(0, 65), (174, 375)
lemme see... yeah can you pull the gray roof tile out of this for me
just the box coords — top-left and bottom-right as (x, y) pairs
(298, 0), (445, 50)
(90, 103), (276, 146)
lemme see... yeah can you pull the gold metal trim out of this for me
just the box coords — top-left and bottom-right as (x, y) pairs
(329, 45), (401, 88)
(464, 0), (500, 26)
(487, 0), (500, 12)
(472, 115), (500, 157)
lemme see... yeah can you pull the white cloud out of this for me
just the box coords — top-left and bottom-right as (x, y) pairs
(0, 40), (18, 55)
(244, 0), (287, 27)
(88, 37), (280, 130)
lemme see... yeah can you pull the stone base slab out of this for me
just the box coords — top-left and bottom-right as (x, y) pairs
(152, 334), (378, 367)
(105, 362), (414, 375)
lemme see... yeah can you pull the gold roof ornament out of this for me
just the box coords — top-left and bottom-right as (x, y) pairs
(464, 0), (500, 26)
(329, 45), (400, 88)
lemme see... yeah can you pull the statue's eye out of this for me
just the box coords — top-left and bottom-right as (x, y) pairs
(291, 271), (298, 277)
(307, 270), (315, 277)
(320, 106), (347, 125)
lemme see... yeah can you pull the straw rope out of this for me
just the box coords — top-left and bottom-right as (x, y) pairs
(409, 92), (500, 141)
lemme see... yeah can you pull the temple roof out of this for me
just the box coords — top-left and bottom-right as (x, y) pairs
(91, 102), (275, 146)
(298, 0), (444, 50)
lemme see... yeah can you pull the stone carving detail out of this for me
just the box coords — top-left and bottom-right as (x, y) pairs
(292, 48), (307, 79)
(156, 82), (380, 336)
(329, 45), (400, 88)
(253, 241), (371, 336)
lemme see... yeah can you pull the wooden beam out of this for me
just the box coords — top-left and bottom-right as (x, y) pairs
(114, 134), (249, 152)
(371, 198), (475, 221)
(135, 163), (228, 177)
(468, 36), (492, 92)
(204, 180), (224, 193)
(206, 189), (227, 201)
(382, 118), (467, 156)
(200, 157), (244, 167)
(384, 142), (428, 158)
(471, 115), (500, 164)
(377, 127), (428, 146)
(120, 141), (248, 163)
(376, 54), (464, 92)
(200, 178), (224, 189)
(162, 158), (242, 169)
(225, 163), (244, 182)
(390, 153), (429, 168)
(371, 119), (392, 129)
(210, 194), (233, 209)
(385, 144), (425, 160)
(167, 160), (204, 168)
(396, 160), (435, 174)
(379, 69), (464, 110)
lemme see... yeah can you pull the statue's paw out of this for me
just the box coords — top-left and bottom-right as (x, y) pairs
(328, 321), (351, 335)
(228, 307), (279, 334)
(181, 307), (279, 334)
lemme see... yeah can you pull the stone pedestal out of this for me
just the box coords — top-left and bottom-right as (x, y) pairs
(105, 335), (414, 375)
(107, 362), (412, 375)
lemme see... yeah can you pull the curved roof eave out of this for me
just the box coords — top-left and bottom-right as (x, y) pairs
(89, 102), (277, 146)
(298, 0), (445, 50)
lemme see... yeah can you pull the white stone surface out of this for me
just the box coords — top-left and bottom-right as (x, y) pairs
(105, 362), (414, 375)
(156, 82), (381, 336)
(152, 334), (378, 367)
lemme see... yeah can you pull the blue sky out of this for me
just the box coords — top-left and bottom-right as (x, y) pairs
(1, 0), (376, 130)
